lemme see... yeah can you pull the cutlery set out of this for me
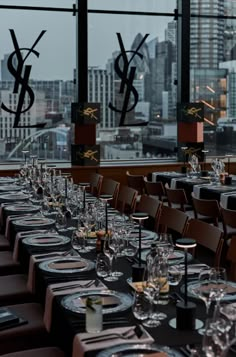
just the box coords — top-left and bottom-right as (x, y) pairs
(52, 279), (99, 291)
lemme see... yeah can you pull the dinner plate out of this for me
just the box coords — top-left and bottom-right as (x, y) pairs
(141, 249), (190, 265)
(38, 256), (94, 274)
(61, 290), (133, 315)
(183, 281), (236, 302)
(4, 204), (41, 215)
(0, 185), (22, 192)
(22, 234), (70, 248)
(0, 192), (31, 202)
(0, 177), (16, 184)
(96, 343), (184, 357)
(128, 229), (157, 241)
(13, 216), (55, 229)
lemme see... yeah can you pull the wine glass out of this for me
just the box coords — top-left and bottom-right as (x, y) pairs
(71, 229), (83, 254)
(191, 267), (216, 335)
(103, 235), (118, 282)
(109, 232), (124, 277)
(142, 277), (161, 328)
(210, 267), (227, 318)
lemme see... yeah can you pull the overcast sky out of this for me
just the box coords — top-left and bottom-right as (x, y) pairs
(0, 1), (176, 80)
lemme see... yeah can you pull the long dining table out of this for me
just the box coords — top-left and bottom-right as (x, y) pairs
(1, 180), (236, 357)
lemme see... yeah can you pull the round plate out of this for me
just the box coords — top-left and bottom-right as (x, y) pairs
(38, 256), (94, 274)
(0, 177), (16, 184)
(0, 185), (22, 192)
(13, 216), (55, 229)
(4, 204), (41, 215)
(128, 229), (157, 241)
(61, 290), (133, 315)
(0, 192), (31, 202)
(96, 343), (184, 357)
(141, 249), (190, 265)
(182, 281), (236, 302)
(22, 234), (70, 248)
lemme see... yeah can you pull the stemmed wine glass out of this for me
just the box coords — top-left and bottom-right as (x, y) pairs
(103, 235), (118, 282)
(109, 232), (124, 277)
(142, 275), (161, 328)
(210, 267), (227, 318)
(191, 267), (216, 335)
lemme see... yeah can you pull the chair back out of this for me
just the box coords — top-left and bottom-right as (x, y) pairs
(191, 192), (221, 226)
(116, 185), (138, 214)
(220, 204), (236, 236)
(156, 205), (189, 237)
(144, 177), (166, 201)
(226, 237), (236, 281)
(126, 171), (145, 195)
(184, 218), (223, 266)
(165, 186), (188, 211)
(89, 173), (103, 197)
(100, 178), (120, 208)
(136, 194), (162, 231)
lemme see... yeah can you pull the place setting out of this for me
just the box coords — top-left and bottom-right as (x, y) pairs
(13, 216), (55, 231)
(0, 192), (31, 203)
(22, 233), (71, 249)
(38, 256), (95, 275)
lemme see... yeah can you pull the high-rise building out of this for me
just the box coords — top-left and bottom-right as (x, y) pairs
(190, 0), (224, 69)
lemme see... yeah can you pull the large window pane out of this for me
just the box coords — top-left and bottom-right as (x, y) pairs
(89, 3), (177, 161)
(0, 1), (75, 162)
(190, 0), (236, 156)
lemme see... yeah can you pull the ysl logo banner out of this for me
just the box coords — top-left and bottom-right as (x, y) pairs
(1, 29), (46, 128)
(109, 33), (149, 126)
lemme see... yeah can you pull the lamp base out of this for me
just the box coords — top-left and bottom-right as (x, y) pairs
(132, 263), (145, 282)
(176, 301), (196, 330)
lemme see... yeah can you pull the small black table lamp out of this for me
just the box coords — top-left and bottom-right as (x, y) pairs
(99, 194), (113, 235)
(175, 238), (197, 330)
(131, 212), (149, 282)
(79, 183), (90, 210)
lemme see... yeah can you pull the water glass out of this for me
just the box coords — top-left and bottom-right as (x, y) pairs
(96, 253), (110, 278)
(132, 290), (149, 321)
(168, 266), (183, 286)
(86, 296), (103, 333)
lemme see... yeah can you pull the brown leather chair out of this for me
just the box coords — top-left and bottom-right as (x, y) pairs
(165, 184), (193, 212)
(191, 192), (221, 227)
(0, 303), (52, 355)
(184, 218), (223, 267)
(0, 348), (65, 357)
(144, 177), (167, 202)
(99, 178), (120, 208)
(89, 173), (103, 197)
(135, 194), (162, 231)
(126, 171), (145, 196)
(116, 185), (138, 215)
(220, 204), (236, 241)
(156, 205), (189, 239)
(0, 274), (33, 306)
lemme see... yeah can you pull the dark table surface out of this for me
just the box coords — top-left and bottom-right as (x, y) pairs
(4, 203), (236, 357)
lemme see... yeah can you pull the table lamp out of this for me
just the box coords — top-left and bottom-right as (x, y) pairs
(79, 182), (90, 210)
(175, 238), (197, 330)
(181, 146), (188, 174)
(99, 194), (113, 235)
(131, 212), (149, 282)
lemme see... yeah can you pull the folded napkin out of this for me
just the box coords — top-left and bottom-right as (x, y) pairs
(168, 252), (183, 260)
(13, 229), (49, 262)
(72, 325), (154, 357)
(48, 261), (86, 270)
(44, 279), (106, 332)
(177, 264), (209, 275)
(5, 213), (34, 240)
(143, 354), (168, 357)
(27, 251), (70, 293)
(30, 237), (62, 244)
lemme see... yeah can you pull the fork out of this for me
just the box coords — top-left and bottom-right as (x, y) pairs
(51, 279), (97, 291)
(82, 327), (137, 344)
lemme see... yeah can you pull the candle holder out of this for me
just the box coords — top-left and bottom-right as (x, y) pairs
(79, 182), (90, 211)
(174, 238), (197, 330)
(131, 212), (149, 282)
(99, 194), (113, 235)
